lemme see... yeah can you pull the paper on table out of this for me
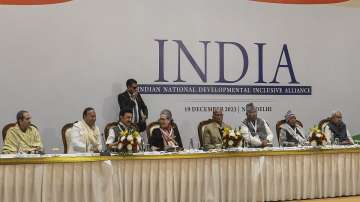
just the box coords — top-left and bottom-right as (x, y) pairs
(56, 153), (100, 157)
(0, 154), (17, 158)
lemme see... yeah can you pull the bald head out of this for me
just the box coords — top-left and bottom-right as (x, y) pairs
(212, 109), (223, 124)
(330, 110), (343, 126)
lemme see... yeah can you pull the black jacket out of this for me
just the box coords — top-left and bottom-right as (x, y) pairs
(149, 126), (183, 151)
(118, 91), (148, 131)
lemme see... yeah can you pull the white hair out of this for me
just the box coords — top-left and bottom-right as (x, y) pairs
(330, 110), (342, 118)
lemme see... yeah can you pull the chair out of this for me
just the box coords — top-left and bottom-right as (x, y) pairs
(61, 122), (77, 154)
(197, 119), (216, 148)
(352, 134), (360, 144)
(318, 117), (331, 131)
(104, 122), (118, 140)
(275, 119), (303, 143)
(2, 123), (38, 141)
(146, 121), (160, 141)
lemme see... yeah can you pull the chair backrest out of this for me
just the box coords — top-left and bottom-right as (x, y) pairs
(275, 119), (304, 143)
(2, 123), (16, 141)
(352, 134), (360, 143)
(275, 120), (286, 143)
(318, 117), (331, 131)
(197, 119), (216, 147)
(146, 121), (160, 140)
(146, 121), (179, 141)
(2, 123), (38, 141)
(61, 122), (76, 154)
(104, 122), (118, 140)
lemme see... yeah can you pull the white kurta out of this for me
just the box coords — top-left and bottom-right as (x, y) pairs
(322, 123), (354, 144)
(241, 119), (273, 147)
(106, 122), (129, 145)
(68, 120), (103, 153)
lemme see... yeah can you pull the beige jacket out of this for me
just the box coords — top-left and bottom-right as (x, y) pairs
(203, 122), (231, 149)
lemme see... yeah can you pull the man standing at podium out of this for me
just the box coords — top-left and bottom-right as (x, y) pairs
(118, 79), (148, 132)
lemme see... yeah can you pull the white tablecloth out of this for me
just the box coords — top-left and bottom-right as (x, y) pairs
(1, 147), (360, 202)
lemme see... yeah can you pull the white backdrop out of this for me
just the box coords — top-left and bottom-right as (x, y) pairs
(0, 0), (359, 151)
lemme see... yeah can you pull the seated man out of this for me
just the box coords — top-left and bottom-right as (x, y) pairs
(203, 109), (231, 149)
(68, 107), (103, 153)
(106, 108), (137, 151)
(241, 103), (273, 147)
(2, 110), (43, 154)
(149, 109), (183, 151)
(279, 110), (306, 146)
(322, 110), (354, 145)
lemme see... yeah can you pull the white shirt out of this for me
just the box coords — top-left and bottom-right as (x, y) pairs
(106, 122), (127, 145)
(68, 121), (103, 153)
(241, 119), (273, 147)
(322, 123), (354, 144)
(128, 92), (139, 123)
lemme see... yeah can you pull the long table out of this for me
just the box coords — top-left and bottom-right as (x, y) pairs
(1, 146), (360, 202)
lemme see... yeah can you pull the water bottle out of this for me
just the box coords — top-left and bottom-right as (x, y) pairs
(189, 138), (194, 150)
